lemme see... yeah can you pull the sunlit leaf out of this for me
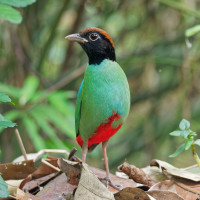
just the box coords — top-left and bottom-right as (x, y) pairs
(184, 138), (193, 150)
(29, 108), (67, 149)
(179, 119), (190, 130)
(0, 92), (11, 103)
(185, 25), (200, 37)
(36, 105), (75, 139)
(0, 114), (16, 128)
(23, 117), (46, 150)
(0, 0), (36, 8)
(0, 175), (9, 198)
(180, 129), (190, 139)
(170, 130), (181, 136)
(20, 76), (39, 105)
(194, 139), (200, 146)
(169, 143), (185, 157)
(0, 4), (22, 24)
(0, 83), (21, 99)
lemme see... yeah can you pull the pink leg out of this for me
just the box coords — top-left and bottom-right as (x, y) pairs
(102, 140), (110, 179)
(82, 140), (88, 163)
(101, 140), (121, 190)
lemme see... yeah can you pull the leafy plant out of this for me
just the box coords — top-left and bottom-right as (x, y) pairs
(0, 0), (36, 24)
(185, 25), (200, 37)
(0, 92), (13, 198)
(0, 174), (9, 198)
(169, 119), (200, 167)
(0, 76), (75, 151)
(0, 92), (16, 128)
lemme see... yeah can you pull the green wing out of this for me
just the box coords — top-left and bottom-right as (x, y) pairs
(75, 80), (84, 136)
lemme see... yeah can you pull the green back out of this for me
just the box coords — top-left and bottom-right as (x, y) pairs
(75, 59), (130, 141)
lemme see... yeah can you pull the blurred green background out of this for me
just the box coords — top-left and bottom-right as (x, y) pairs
(0, 0), (200, 172)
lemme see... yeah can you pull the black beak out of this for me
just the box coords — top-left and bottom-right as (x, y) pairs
(65, 33), (88, 43)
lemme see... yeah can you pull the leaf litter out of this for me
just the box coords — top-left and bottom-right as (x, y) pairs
(1, 146), (200, 199)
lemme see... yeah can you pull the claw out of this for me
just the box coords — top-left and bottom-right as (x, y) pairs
(99, 177), (122, 190)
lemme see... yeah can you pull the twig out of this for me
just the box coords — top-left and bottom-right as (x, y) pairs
(9, 194), (17, 199)
(41, 158), (60, 172)
(191, 144), (200, 168)
(15, 129), (28, 161)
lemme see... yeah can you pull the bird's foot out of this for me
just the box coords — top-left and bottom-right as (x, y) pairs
(99, 177), (122, 190)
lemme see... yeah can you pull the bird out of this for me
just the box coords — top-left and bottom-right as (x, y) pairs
(65, 27), (130, 189)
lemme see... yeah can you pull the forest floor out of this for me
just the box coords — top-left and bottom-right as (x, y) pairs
(1, 147), (200, 200)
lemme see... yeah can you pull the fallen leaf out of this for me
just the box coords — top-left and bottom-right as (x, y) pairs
(16, 188), (42, 200)
(6, 179), (23, 196)
(0, 160), (36, 180)
(22, 173), (58, 194)
(36, 173), (77, 200)
(147, 190), (184, 200)
(118, 162), (155, 186)
(114, 187), (151, 200)
(74, 163), (115, 200)
(58, 158), (81, 185)
(150, 159), (200, 181)
(89, 166), (137, 192)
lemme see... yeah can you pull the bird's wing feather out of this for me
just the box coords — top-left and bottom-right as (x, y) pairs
(75, 80), (84, 137)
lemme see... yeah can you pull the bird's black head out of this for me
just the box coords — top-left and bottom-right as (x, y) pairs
(65, 27), (116, 65)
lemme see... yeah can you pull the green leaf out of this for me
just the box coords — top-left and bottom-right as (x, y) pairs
(23, 117), (46, 150)
(0, 110), (21, 134)
(185, 25), (200, 37)
(194, 139), (200, 146)
(190, 131), (197, 137)
(0, 0), (36, 8)
(170, 130), (181, 136)
(19, 76), (39, 105)
(29, 108), (67, 149)
(0, 83), (21, 99)
(0, 3), (22, 24)
(184, 138), (193, 150)
(0, 92), (11, 103)
(180, 129), (190, 139)
(0, 114), (16, 128)
(0, 175), (9, 198)
(35, 105), (75, 139)
(179, 119), (190, 130)
(169, 143), (185, 157)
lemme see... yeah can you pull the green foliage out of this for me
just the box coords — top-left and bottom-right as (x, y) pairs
(185, 25), (200, 37)
(0, 92), (11, 103)
(0, 76), (75, 151)
(169, 119), (199, 158)
(0, 92), (16, 128)
(0, 0), (36, 24)
(0, 144), (9, 198)
(0, 175), (9, 198)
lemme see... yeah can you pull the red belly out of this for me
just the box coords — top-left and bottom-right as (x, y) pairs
(76, 113), (122, 148)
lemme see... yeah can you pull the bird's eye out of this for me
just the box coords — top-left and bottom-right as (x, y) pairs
(89, 33), (99, 41)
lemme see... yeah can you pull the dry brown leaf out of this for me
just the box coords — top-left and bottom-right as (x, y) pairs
(118, 162), (155, 186)
(149, 180), (175, 191)
(5, 179), (23, 197)
(114, 187), (151, 200)
(36, 173), (77, 200)
(150, 159), (200, 182)
(22, 173), (58, 194)
(147, 190), (184, 200)
(89, 166), (138, 192)
(74, 163), (115, 200)
(58, 158), (81, 185)
(0, 160), (36, 180)
(16, 188), (42, 200)
(142, 166), (167, 183)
